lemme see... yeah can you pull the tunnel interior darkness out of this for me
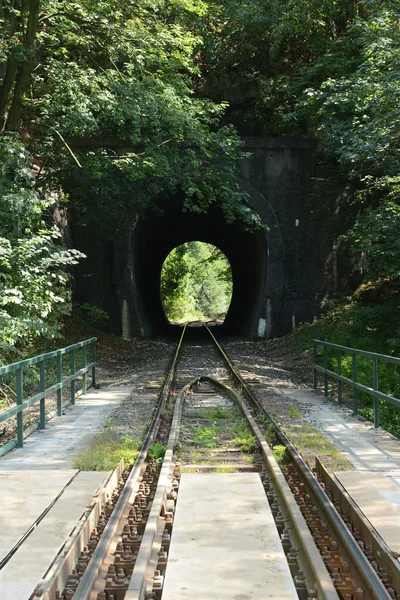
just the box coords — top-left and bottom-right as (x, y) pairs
(132, 198), (268, 337)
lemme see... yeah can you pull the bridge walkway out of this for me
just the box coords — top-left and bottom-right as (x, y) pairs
(0, 386), (132, 600)
(279, 387), (400, 558)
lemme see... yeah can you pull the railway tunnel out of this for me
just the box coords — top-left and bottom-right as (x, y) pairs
(132, 198), (268, 337)
(73, 137), (334, 339)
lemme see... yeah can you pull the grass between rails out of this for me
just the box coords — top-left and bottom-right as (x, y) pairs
(178, 400), (258, 467)
(189, 404), (257, 453)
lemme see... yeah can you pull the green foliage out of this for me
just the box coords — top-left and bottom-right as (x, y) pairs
(72, 432), (141, 471)
(272, 444), (288, 465)
(0, 136), (84, 362)
(232, 421), (257, 452)
(148, 442), (167, 466)
(6, 0), (256, 230)
(81, 303), (110, 326)
(160, 241), (232, 322)
(283, 2), (400, 285)
(193, 0), (400, 285)
(284, 298), (400, 435)
(288, 406), (301, 419)
(349, 197), (400, 283)
(192, 426), (217, 447)
(203, 404), (229, 420)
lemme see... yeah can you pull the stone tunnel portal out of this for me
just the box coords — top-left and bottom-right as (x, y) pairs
(131, 201), (268, 338)
(73, 138), (323, 340)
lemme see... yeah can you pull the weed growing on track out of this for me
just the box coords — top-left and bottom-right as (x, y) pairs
(272, 444), (289, 464)
(192, 426), (218, 447)
(203, 405), (228, 420)
(148, 442), (167, 466)
(232, 421), (257, 452)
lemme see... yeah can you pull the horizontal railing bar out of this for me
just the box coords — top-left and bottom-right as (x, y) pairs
(314, 340), (400, 365)
(0, 390), (52, 422)
(62, 365), (95, 387)
(0, 403), (23, 422)
(0, 338), (97, 375)
(314, 365), (400, 409)
(0, 363), (95, 423)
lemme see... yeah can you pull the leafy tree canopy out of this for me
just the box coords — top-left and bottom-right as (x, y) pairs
(0, 135), (83, 361)
(190, 0), (400, 286)
(1, 0), (256, 233)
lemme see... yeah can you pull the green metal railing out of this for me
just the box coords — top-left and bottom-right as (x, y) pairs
(0, 338), (96, 453)
(313, 339), (400, 428)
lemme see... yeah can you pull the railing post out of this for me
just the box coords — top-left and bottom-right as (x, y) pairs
(39, 360), (46, 429)
(82, 345), (87, 395)
(352, 354), (359, 415)
(70, 349), (76, 405)
(92, 340), (96, 387)
(16, 367), (24, 448)
(337, 350), (342, 405)
(313, 341), (318, 390)
(57, 353), (63, 416)
(373, 358), (379, 428)
(323, 345), (328, 397)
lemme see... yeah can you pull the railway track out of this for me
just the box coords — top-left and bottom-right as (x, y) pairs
(34, 325), (400, 600)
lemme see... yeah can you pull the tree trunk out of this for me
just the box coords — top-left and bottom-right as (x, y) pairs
(5, 0), (40, 131)
(0, 60), (18, 125)
(0, 0), (20, 120)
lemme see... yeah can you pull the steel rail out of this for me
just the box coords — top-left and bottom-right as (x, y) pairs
(316, 457), (400, 594)
(35, 462), (125, 599)
(205, 376), (339, 600)
(205, 325), (392, 600)
(70, 325), (187, 600)
(122, 373), (338, 600)
(125, 377), (199, 600)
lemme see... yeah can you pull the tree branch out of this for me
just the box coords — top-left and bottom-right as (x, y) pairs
(52, 128), (83, 168)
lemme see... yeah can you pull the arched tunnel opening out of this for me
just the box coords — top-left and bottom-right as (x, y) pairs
(72, 139), (318, 340)
(160, 241), (233, 326)
(132, 198), (268, 337)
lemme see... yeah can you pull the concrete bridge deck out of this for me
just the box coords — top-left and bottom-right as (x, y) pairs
(162, 473), (298, 600)
(0, 386), (132, 599)
(0, 382), (399, 598)
(280, 387), (400, 557)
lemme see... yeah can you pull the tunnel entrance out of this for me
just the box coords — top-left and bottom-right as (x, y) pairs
(160, 242), (233, 326)
(73, 137), (319, 340)
(131, 197), (268, 337)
